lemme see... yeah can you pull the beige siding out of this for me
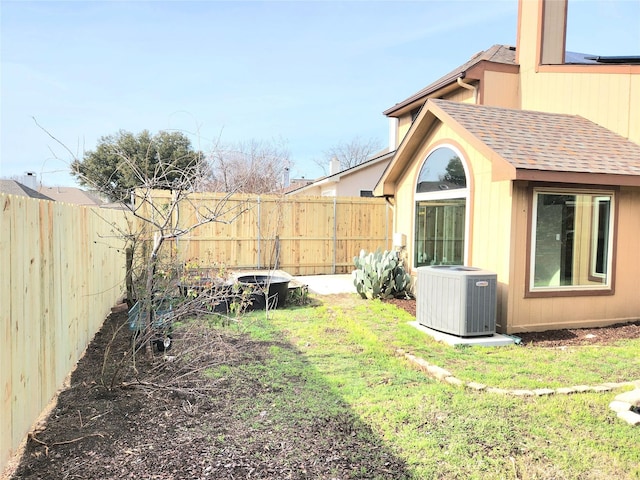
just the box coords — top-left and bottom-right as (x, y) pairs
(389, 124), (514, 327)
(521, 69), (640, 142)
(482, 71), (520, 108)
(388, 123), (640, 333)
(329, 161), (388, 197)
(442, 88), (476, 104)
(397, 113), (414, 146)
(517, 0), (640, 142)
(288, 159), (389, 198)
(506, 185), (640, 333)
(1, 194), (128, 473)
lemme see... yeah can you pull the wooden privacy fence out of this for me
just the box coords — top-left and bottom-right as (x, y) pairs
(140, 192), (394, 275)
(0, 190), (392, 473)
(0, 194), (129, 474)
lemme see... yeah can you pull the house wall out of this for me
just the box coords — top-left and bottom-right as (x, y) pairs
(390, 123), (514, 330)
(294, 184), (322, 196)
(331, 161), (390, 197)
(395, 89), (476, 147)
(392, 123), (640, 333)
(506, 185), (640, 333)
(517, 0), (640, 143)
(442, 88), (475, 104)
(289, 160), (390, 198)
(482, 71), (520, 108)
(397, 114), (414, 148)
(520, 69), (640, 143)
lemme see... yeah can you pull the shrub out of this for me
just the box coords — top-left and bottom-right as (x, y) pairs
(352, 248), (412, 299)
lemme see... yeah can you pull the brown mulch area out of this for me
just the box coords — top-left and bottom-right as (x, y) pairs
(8, 298), (640, 479)
(9, 311), (409, 480)
(386, 297), (640, 347)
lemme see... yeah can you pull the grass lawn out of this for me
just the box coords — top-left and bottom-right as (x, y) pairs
(208, 293), (640, 479)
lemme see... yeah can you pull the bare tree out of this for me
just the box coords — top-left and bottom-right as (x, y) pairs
(315, 136), (383, 175)
(33, 121), (248, 355)
(205, 138), (291, 193)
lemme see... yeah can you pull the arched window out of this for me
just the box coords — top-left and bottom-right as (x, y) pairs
(414, 146), (469, 267)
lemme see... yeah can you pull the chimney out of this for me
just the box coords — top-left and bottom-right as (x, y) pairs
(517, 0), (567, 68)
(23, 171), (38, 190)
(282, 167), (290, 188)
(329, 157), (341, 176)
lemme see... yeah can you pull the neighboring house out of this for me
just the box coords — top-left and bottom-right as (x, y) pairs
(374, 0), (640, 333)
(276, 178), (314, 195)
(287, 150), (394, 197)
(38, 186), (106, 206)
(0, 180), (53, 201)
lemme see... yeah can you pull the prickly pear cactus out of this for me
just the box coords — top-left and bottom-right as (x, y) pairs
(352, 248), (412, 299)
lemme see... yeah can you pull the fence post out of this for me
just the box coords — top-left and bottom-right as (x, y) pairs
(333, 197), (337, 274)
(256, 196), (261, 269)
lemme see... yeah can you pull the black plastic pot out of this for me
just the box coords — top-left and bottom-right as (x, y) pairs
(177, 279), (233, 313)
(236, 275), (290, 310)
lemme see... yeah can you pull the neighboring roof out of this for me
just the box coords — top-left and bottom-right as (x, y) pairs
(38, 186), (105, 206)
(383, 44), (517, 116)
(375, 99), (640, 195)
(275, 179), (314, 195)
(287, 149), (394, 196)
(0, 180), (54, 201)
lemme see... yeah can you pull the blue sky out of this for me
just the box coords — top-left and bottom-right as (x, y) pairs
(1, 0), (639, 187)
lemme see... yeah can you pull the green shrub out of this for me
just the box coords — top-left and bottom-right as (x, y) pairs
(352, 248), (412, 299)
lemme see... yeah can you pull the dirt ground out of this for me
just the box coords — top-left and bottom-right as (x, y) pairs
(8, 309), (408, 480)
(8, 298), (639, 479)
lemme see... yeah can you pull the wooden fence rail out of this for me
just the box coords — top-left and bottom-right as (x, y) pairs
(139, 192), (393, 275)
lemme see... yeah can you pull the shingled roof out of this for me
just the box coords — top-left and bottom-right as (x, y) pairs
(375, 99), (640, 196)
(38, 186), (106, 206)
(383, 44), (517, 116)
(430, 98), (640, 178)
(0, 180), (53, 201)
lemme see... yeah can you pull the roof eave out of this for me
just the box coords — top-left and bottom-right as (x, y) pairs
(513, 169), (640, 187)
(374, 107), (442, 196)
(383, 76), (463, 117)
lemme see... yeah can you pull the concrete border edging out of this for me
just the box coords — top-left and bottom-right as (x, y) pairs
(397, 349), (640, 426)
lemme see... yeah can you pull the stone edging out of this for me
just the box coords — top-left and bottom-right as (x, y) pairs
(398, 349), (640, 426)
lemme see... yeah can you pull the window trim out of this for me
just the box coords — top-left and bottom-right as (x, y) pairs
(588, 196), (611, 282)
(525, 185), (618, 298)
(413, 144), (470, 269)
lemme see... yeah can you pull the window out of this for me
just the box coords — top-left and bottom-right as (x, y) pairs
(360, 190), (374, 198)
(415, 147), (468, 267)
(530, 190), (614, 292)
(415, 199), (465, 265)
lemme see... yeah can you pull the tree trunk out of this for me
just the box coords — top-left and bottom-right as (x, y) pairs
(143, 233), (164, 356)
(125, 247), (134, 306)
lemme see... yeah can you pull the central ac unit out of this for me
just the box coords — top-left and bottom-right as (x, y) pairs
(416, 266), (497, 337)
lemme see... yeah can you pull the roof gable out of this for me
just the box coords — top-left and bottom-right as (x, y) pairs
(375, 99), (640, 195)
